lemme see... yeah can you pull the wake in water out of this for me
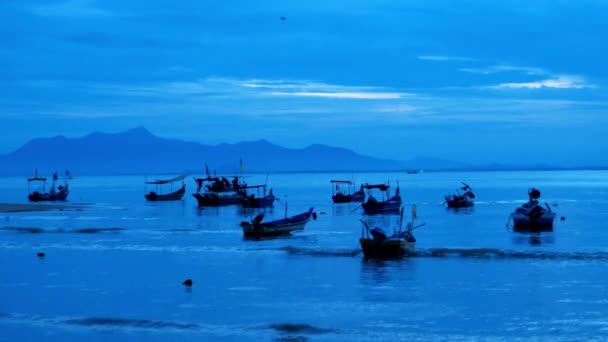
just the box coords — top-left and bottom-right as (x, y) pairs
(0, 227), (126, 234)
(279, 246), (608, 261)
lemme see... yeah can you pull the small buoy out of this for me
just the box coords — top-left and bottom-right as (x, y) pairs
(182, 279), (193, 287)
(560, 216), (566, 221)
(37, 252), (45, 258)
(312, 212), (318, 220)
(280, 16), (286, 20)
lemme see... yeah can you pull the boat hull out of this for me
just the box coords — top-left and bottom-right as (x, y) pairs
(241, 208), (314, 238)
(241, 195), (275, 208)
(145, 186), (186, 201)
(332, 191), (365, 204)
(28, 185), (69, 202)
(445, 197), (474, 208)
(512, 212), (556, 231)
(362, 200), (402, 215)
(28, 191), (69, 202)
(193, 192), (243, 207)
(359, 238), (414, 259)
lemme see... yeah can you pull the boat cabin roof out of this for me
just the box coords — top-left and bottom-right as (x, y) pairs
(241, 184), (267, 189)
(363, 184), (390, 191)
(145, 175), (186, 185)
(330, 180), (353, 184)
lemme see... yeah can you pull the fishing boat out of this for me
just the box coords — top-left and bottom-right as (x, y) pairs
(241, 207), (316, 237)
(509, 188), (556, 231)
(144, 175), (186, 201)
(359, 206), (423, 259)
(28, 171), (69, 202)
(330, 180), (365, 203)
(445, 182), (475, 208)
(241, 185), (276, 208)
(361, 183), (402, 215)
(192, 176), (246, 207)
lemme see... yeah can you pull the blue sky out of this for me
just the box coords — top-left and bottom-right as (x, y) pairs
(1, 0), (607, 166)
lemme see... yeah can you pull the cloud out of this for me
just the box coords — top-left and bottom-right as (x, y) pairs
(418, 55), (479, 62)
(459, 65), (545, 76)
(27, 0), (115, 18)
(240, 79), (410, 99)
(268, 91), (405, 100)
(491, 75), (590, 89)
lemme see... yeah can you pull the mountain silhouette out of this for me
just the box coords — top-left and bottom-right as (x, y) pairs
(0, 127), (469, 176)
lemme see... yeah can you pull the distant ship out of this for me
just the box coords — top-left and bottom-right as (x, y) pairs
(406, 169), (423, 174)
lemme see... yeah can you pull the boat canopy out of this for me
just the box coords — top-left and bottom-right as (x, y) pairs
(145, 175), (187, 185)
(363, 184), (390, 191)
(27, 177), (47, 182)
(330, 180), (353, 184)
(241, 184), (267, 189)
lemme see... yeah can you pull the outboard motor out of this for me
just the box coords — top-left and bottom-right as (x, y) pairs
(370, 227), (387, 242)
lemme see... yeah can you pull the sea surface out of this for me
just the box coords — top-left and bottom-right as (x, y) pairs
(1, 171), (608, 341)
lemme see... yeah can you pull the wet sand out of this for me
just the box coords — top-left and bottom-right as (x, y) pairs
(0, 203), (86, 213)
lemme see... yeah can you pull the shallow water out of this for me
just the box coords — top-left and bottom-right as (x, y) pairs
(1, 171), (608, 341)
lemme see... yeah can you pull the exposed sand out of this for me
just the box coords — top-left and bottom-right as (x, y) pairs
(0, 203), (87, 213)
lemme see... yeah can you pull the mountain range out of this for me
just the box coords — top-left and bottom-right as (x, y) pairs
(0, 127), (471, 176)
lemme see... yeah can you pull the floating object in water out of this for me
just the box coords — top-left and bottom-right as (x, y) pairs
(444, 182), (475, 208)
(560, 216), (566, 221)
(280, 16), (286, 20)
(509, 188), (556, 231)
(182, 279), (193, 287)
(312, 212), (318, 220)
(37, 252), (45, 257)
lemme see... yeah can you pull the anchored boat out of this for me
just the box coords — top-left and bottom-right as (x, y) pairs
(359, 206), (423, 259)
(192, 176), (247, 207)
(241, 207), (316, 238)
(330, 180), (365, 203)
(509, 188), (556, 231)
(144, 175), (186, 201)
(361, 183), (402, 215)
(445, 182), (475, 208)
(28, 171), (69, 202)
(241, 185), (277, 208)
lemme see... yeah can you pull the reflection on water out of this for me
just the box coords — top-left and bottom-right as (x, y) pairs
(512, 232), (555, 246)
(360, 258), (414, 285)
(331, 203), (361, 216)
(445, 206), (475, 215)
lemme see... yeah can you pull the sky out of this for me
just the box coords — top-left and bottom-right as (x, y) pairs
(1, 0), (607, 167)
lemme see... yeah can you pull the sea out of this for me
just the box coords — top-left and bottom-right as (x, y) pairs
(1, 170), (608, 341)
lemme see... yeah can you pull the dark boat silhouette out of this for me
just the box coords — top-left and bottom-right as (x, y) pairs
(28, 171), (69, 202)
(330, 180), (365, 203)
(509, 188), (556, 231)
(445, 182), (475, 208)
(241, 208), (315, 238)
(144, 175), (186, 201)
(361, 183), (402, 215)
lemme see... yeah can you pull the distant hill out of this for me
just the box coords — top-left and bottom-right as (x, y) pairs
(0, 127), (471, 176)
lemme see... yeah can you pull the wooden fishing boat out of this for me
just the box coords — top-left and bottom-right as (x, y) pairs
(445, 182), (475, 208)
(28, 171), (69, 202)
(361, 183), (402, 215)
(359, 206), (423, 259)
(193, 175), (247, 207)
(241, 185), (276, 208)
(330, 180), (365, 203)
(144, 175), (186, 201)
(509, 188), (556, 231)
(241, 207), (316, 237)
